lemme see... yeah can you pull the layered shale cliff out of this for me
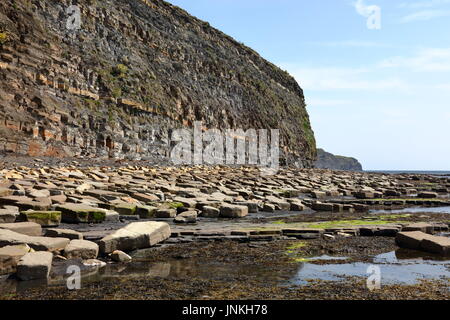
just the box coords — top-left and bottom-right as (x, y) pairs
(0, 0), (316, 166)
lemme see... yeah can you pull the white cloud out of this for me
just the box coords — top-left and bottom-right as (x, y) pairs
(379, 48), (450, 71)
(399, 9), (450, 22)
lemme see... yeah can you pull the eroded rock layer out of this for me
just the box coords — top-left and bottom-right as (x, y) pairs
(0, 0), (316, 166)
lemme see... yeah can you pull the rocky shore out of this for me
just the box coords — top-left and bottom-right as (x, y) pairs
(0, 160), (449, 299)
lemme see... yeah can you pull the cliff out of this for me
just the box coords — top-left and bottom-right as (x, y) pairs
(0, 0), (316, 166)
(314, 149), (363, 171)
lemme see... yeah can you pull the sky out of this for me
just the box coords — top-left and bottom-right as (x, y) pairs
(166, 0), (450, 170)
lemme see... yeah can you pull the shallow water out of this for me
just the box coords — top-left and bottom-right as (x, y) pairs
(290, 250), (450, 286)
(370, 206), (450, 215)
(1, 248), (449, 295)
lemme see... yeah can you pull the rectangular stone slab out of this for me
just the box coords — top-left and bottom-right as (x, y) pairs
(98, 221), (171, 254)
(0, 229), (69, 252)
(16, 251), (53, 281)
(0, 222), (42, 236)
(0, 244), (31, 275)
(55, 204), (106, 223)
(421, 237), (450, 256)
(395, 231), (435, 250)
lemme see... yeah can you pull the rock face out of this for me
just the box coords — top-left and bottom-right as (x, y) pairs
(98, 221), (171, 254)
(315, 149), (363, 171)
(0, 0), (315, 166)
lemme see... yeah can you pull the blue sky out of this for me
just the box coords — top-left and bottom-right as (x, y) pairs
(166, 0), (450, 170)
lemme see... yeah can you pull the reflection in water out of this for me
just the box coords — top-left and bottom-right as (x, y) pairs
(370, 206), (450, 215)
(291, 250), (450, 286)
(1, 248), (449, 295)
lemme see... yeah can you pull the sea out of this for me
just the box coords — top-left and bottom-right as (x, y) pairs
(366, 170), (450, 177)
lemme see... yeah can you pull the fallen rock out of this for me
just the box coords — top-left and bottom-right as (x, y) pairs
(201, 206), (220, 218)
(0, 222), (42, 236)
(0, 244), (31, 275)
(235, 202), (259, 213)
(64, 240), (99, 259)
(219, 204), (248, 218)
(136, 205), (158, 219)
(98, 221), (171, 254)
(16, 251), (53, 281)
(0, 209), (17, 223)
(18, 211), (61, 227)
(55, 204), (106, 223)
(0, 229), (69, 252)
(174, 211), (197, 224)
(311, 202), (334, 212)
(113, 203), (138, 216)
(45, 228), (83, 240)
(395, 231), (435, 250)
(262, 203), (275, 213)
(402, 222), (434, 234)
(82, 259), (106, 268)
(421, 236), (450, 256)
(418, 192), (438, 199)
(155, 208), (177, 218)
(110, 250), (132, 262)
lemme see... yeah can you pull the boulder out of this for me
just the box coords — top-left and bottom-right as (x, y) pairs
(27, 189), (51, 199)
(201, 206), (220, 218)
(55, 204), (106, 223)
(155, 208), (177, 218)
(395, 231), (435, 250)
(418, 192), (438, 199)
(18, 211), (61, 227)
(136, 205), (158, 219)
(45, 228), (83, 240)
(173, 197), (197, 208)
(0, 244), (31, 275)
(82, 259), (107, 268)
(113, 203), (138, 216)
(131, 193), (160, 203)
(219, 204), (248, 218)
(98, 221), (171, 254)
(311, 191), (326, 199)
(0, 209), (17, 223)
(262, 203), (275, 213)
(0, 222), (42, 236)
(289, 202), (305, 211)
(402, 222), (434, 234)
(420, 236), (450, 256)
(64, 240), (99, 259)
(110, 250), (132, 262)
(0, 229), (69, 252)
(16, 251), (53, 281)
(311, 202), (334, 212)
(235, 202), (259, 213)
(174, 211), (197, 224)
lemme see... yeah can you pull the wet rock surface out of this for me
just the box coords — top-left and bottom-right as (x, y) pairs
(0, 163), (449, 297)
